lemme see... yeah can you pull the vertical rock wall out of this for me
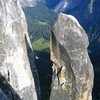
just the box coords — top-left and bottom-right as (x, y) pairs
(50, 13), (94, 100)
(0, 0), (39, 100)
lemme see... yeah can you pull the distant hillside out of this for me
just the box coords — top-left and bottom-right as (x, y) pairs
(88, 20), (100, 66)
(23, 3), (57, 42)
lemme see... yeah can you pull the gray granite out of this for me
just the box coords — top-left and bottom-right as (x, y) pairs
(0, 0), (39, 100)
(50, 13), (94, 100)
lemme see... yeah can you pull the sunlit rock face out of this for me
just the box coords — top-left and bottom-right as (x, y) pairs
(0, 0), (39, 100)
(50, 13), (94, 100)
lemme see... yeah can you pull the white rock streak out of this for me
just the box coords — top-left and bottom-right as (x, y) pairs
(88, 0), (95, 13)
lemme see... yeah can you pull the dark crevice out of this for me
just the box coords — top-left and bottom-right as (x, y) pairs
(25, 35), (41, 100)
(35, 51), (53, 100)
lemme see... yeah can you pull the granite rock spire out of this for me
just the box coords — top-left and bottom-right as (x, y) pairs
(0, 0), (39, 99)
(50, 13), (94, 100)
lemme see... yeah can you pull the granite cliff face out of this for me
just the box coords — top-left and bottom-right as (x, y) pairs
(0, 0), (39, 100)
(50, 13), (94, 100)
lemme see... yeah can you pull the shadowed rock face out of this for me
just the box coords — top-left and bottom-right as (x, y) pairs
(0, 89), (9, 100)
(0, 0), (39, 100)
(50, 13), (94, 100)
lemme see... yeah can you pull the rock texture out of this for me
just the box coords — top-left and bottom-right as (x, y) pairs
(0, 0), (39, 100)
(50, 13), (94, 100)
